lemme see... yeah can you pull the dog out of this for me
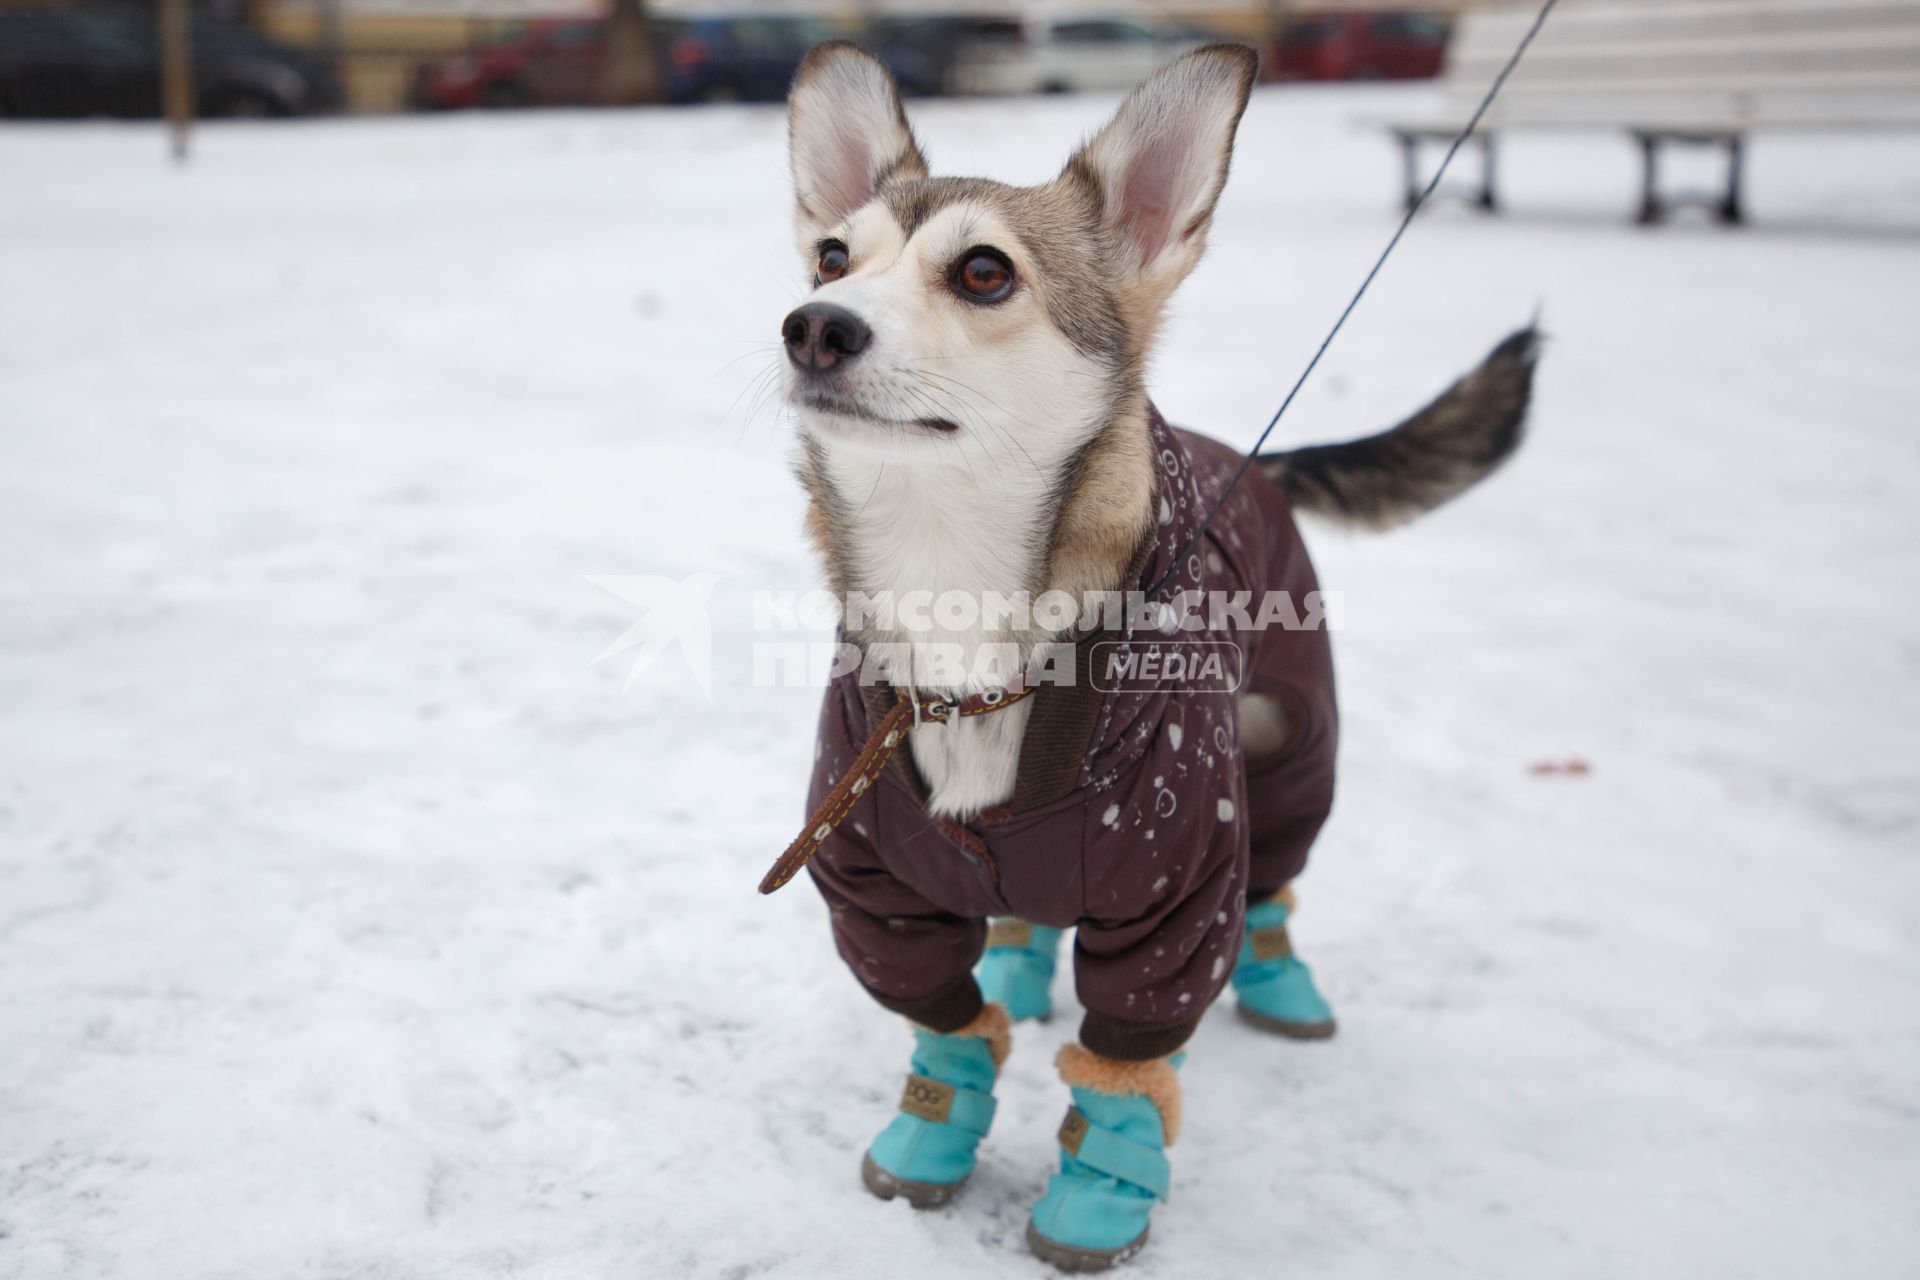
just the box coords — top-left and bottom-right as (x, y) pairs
(769, 41), (1536, 1270)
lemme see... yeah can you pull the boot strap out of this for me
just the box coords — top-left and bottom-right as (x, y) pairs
(900, 1074), (996, 1137)
(1057, 1107), (1170, 1201)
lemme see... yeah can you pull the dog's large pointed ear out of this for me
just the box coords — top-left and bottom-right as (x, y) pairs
(788, 42), (928, 246)
(1062, 44), (1257, 297)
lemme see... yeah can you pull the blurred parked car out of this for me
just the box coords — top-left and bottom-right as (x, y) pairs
(864, 14), (1021, 96)
(666, 14), (906, 102)
(0, 4), (341, 118)
(410, 14), (933, 111)
(947, 16), (1209, 96)
(1267, 10), (1452, 82)
(411, 19), (620, 111)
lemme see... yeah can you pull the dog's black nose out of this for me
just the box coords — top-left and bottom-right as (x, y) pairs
(782, 303), (870, 373)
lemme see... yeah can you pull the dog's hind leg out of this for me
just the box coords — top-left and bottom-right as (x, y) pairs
(1236, 689), (1333, 900)
(1232, 689), (1339, 1040)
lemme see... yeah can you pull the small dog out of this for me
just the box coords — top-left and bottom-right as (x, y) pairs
(772, 41), (1536, 1270)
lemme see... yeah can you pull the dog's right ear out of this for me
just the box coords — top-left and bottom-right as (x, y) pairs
(787, 42), (927, 248)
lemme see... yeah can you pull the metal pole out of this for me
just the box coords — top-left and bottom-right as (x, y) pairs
(1636, 133), (1663, 225)
(1722, 135), (1747, 225)
(158, 0), (195, 162)
(317, 0), (344, 87)
(602, 0), (660, 106)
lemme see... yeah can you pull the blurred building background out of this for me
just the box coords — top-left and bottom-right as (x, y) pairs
(0, 0), (1475, 116)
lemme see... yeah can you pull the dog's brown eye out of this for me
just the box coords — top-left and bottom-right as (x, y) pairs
(955, 250), (1014, 303)
(816, 242), (850, 285)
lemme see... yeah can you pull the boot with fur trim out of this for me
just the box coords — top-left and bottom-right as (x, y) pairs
(1027, 1045), (1182, 1272)
(862, 1003), (1011, 1209)
(974, 918), (1064, 1023)
(1232, 886), (1336, 1039)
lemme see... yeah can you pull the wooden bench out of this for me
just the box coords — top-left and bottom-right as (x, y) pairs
(1386, 0), (1920, 224)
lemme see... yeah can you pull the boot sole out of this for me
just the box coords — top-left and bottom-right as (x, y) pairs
(860, 1152), (965, 1209)
(1236, 1005), (1338, 1040)
(1026, 1221), (1150, 1273)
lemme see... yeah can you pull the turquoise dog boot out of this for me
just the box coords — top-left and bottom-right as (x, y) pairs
(975, 918), (1064, 1023)
(862, 1003), (1010, 1209)
(1027, 1045), (1182, 1272)
(1232, 887), (1336, 1039)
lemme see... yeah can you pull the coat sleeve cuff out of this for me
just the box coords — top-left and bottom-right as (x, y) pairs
(869, 971), (985, 1034)
(1078, 1010), (1201, 1061)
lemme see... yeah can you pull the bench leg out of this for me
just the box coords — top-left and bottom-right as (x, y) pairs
(1721, 136), (1747, 225)
(1636, 133), (1665, 225)
(1397, 132), (1421, 213)
(1395, 129), (1500, 215)
(1637, 131), (1747, 226)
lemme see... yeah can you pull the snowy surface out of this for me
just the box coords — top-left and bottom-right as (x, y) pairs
(4, 86), (1920, 1279)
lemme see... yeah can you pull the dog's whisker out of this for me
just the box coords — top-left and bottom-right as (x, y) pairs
(851, 458), (889, 522)
(907, 355), (1103, 381)
(721, 361), (781, 440)
(729, 361), (798, 447)
(714, 344), (786, 378)
(897, 377), (1003, 478)
(911, 372), (1049, 482)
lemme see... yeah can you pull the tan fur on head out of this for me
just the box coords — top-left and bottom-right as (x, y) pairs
(1055, 1043), (1183, 1145)
(918, 1002), (1012, 1070)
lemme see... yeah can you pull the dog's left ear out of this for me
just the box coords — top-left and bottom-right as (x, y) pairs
(1063, 44), (1257, 298)
(788, 42), (928, 248)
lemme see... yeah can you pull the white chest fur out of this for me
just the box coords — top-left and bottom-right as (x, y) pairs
(815, 446), (1057, 818)
(906, 699), (1036, 817)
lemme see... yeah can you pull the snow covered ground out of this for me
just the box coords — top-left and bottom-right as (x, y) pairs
(4, 85), (1919, 1279)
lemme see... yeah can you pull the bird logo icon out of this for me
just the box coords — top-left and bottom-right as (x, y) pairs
(587, 572), (721, 698)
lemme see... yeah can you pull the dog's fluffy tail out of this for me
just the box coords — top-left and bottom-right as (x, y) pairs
(1261, 328), (1540, 531)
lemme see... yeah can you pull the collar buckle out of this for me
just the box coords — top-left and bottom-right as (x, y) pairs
(920, 695), (961, 724)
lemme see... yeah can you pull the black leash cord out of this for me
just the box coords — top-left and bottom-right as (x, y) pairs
(1138, 0), (1561, 603)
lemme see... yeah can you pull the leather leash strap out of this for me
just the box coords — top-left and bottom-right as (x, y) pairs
(758, 679), (1036, 894)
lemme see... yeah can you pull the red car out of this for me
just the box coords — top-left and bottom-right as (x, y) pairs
(411, 21), (614, 110)
(1267, 10), (1452, 82)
